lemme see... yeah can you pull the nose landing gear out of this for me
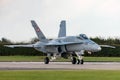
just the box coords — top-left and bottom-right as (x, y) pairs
(71, 51), (84, 65)
(71, 57), (84, 64)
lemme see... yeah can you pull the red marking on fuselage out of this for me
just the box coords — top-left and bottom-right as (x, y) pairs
(36, 27), (40, 32)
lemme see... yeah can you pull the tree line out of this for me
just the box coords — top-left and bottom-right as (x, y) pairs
(0, 37), (120, 57)
(0, 38), (42, 56)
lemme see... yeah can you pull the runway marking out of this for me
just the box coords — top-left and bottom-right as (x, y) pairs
(0, 62), (120, 70)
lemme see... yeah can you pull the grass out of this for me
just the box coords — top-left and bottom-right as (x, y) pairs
(84, 57), (120, 62)
(0, 56), (44, 62)
(0, 56), (120, 62)
(0, 70), (120, 80)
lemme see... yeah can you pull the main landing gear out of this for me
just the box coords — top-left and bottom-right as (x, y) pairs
(44, 53), (57, 64)
(44, 57), (49, 64)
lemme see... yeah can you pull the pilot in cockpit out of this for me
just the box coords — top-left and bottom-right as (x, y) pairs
(79, 34), (89, 39)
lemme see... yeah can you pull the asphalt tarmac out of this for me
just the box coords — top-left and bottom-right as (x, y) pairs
(0, 62), (120, 70)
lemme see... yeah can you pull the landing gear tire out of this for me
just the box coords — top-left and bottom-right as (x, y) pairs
(80, 59), (84, 64)
(77, 59), (84, 64)
(44, 57), (49, 64)
(72, 57), (77, 64)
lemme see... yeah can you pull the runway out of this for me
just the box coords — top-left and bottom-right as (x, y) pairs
(0, 62), (120, 70)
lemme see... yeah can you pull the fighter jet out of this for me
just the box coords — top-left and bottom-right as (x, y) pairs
(5, 20), (115, 64)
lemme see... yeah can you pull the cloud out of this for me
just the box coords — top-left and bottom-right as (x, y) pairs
(39, 0), (99, 19)
(95, 0), (120, 18)
(1, 0), (120, 41)
(0, 0), (15, 7)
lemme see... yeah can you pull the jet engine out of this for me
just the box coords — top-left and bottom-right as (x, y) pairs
(58, 46), (62, 53)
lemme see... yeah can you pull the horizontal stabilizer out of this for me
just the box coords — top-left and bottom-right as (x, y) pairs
(4, 44), (34, 48)
(100, 45), (115, 48)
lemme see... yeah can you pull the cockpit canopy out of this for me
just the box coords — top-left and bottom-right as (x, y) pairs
(77, 34), (89, 40)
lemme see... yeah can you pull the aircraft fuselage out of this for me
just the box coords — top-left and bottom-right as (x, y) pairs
(34, 35), (101, 54)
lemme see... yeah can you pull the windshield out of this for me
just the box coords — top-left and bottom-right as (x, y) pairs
(79, 34), (89, 39)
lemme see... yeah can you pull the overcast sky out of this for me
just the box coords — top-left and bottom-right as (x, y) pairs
(0, 0), (120, 42)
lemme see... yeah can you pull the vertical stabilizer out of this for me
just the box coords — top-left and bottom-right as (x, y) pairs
(31, 20), (48, 42)
(58, 20), (66, 37)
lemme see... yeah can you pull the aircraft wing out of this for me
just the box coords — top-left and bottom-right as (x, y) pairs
(45, 42), (83, 46)
(100, 45), (115, 48)
(4, 44), (34, 48)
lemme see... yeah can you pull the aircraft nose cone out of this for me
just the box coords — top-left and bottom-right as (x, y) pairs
(97, 47), (101, 51)
(92, 45), (101, 52)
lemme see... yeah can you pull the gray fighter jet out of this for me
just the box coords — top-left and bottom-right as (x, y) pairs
(5, 20), (115, 64)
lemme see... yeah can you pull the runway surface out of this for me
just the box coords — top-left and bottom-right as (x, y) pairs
(0, 62), (120, 70)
